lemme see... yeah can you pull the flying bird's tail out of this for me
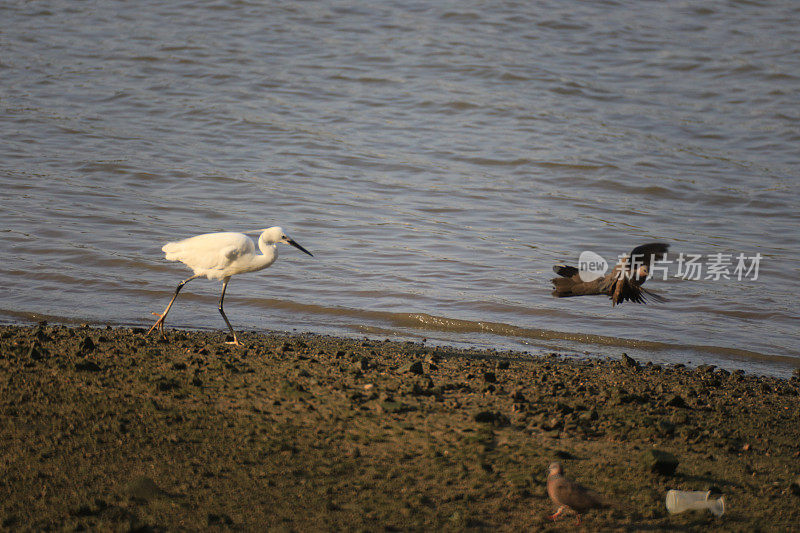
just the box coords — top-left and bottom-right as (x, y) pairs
(551, 265), (608, 298)
(551, 276), (579, 297)
(551, 264), (581, 297)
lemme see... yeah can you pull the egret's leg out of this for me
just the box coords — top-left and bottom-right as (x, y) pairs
(148, 274), (202, 337)
(218, 277), (242, 346)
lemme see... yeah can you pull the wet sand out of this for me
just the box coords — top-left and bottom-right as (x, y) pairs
(1, 323), (799, 531)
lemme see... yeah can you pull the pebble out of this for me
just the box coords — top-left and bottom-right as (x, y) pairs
(645, 449), (679, 475)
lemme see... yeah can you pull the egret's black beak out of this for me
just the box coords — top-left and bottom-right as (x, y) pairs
(288, 238), (313, 257)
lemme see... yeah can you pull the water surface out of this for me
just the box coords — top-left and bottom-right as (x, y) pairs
(2, 1), (799, 376)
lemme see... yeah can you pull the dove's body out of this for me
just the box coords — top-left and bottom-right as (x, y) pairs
(547, 462), (607, 525)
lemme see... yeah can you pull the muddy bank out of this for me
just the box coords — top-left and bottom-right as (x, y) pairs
(1, 324), (799, 531)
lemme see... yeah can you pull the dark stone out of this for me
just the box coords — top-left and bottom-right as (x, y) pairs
(379, 400), (415, 414)
(78, 336), (95, 354)
(496, 360), (510, 370)
(401, 361), (424, 375)
(75, 360), (102, 372)
(27, 343), (47, 360)
(483, 371), (497, 383)
(645, 449), (679, 475)
(621, 353), (640, 369)
(554, 450), (575, 459)
(790, 477), (800, 497)
(697, 364), (717, 374)
(207, 513), (233, 526)
(666, 394), (687, 408)
(555, 402), (573, 414)
(126, 477), (168, 501)
(157, 378), (180, 391)
(657, 420), (676, 436)
(473, 411), (510, 427)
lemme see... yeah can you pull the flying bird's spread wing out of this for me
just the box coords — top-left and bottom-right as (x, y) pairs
(553, 265), (580, 278)
(626, 242), (669, 274)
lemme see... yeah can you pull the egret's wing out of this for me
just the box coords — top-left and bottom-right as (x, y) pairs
(164, 232), (254, 272)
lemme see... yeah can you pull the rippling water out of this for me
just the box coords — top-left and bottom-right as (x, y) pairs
(2, 1), (799, 376)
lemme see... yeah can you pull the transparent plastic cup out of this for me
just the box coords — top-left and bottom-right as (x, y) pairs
(665, 490), (725, 516)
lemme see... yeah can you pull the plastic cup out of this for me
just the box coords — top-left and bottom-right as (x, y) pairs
(665, 490), (725, 516)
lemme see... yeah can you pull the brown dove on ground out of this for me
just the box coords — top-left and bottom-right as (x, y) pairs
(547, 462), (608, 525)
(551, 243), (669, 305)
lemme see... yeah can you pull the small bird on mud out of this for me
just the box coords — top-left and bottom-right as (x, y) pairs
(148, 227), (312, 346)
(547, 462), (608, 525)
(551, 243), (669, 305)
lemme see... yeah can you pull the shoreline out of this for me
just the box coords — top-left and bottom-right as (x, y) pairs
(1, 323), (799, 530)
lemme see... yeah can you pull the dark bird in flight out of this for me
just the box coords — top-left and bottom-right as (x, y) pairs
(551, 243), (669, 305)
(547, 462), (609, 525)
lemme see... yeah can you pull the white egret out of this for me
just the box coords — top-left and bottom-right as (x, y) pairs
(147, 227), (313, 345)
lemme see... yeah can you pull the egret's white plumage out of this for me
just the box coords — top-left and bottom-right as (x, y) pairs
(148, 226), (312, 345)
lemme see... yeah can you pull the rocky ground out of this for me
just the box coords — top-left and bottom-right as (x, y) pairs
(1, 323), (799, 532)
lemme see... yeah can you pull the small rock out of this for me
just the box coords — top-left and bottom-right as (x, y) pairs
(697, 364), (716, 374)
(78, 336), (95, 354)
(425, 353), (441, 364)
(379, 400), (414, 414)
(666, 394), (687, 408)
(75, 360), (102, 372)
(789, 477), (800, 497)
(27, 343), (47, 360)
(483, 371), (497, 383)
(126, 476), (168, 501)
(555, 402), (574, 414)
(401, 361), (424, 375)
(621, 353), (640, 369)
(157, 378), (180, 391)
(657, 420), (676, 436)
(496, 360), (510, 370)
(645, 449), (679, 475)
(208, 513), (234, 526)
(554, 450), (575, 459)
(473, 411), (510, 427)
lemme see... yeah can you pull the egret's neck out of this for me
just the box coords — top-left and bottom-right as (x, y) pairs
(254, 236), (278, 271)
